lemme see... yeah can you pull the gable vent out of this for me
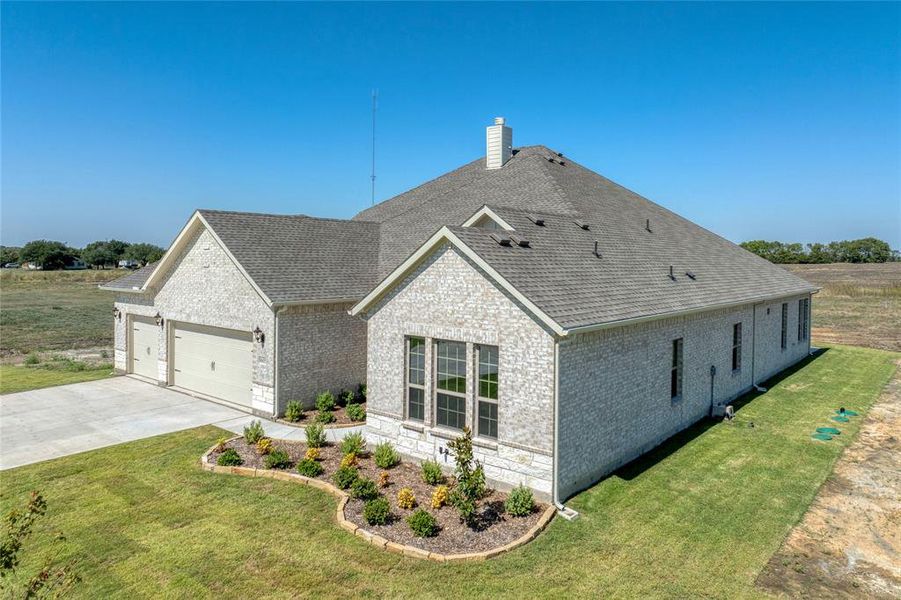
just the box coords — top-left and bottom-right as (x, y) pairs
(490, 233), (512, 247)
(574, 220), (590, 230)
(527, 215), (545, 226)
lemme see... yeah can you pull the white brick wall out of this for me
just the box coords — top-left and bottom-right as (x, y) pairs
(556, 293), (812, 499)
(276, 302), (367, 413)
(362, 244), (556, 496)
(113, 227), (276, 415)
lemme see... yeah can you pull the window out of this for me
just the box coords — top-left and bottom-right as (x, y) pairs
(781, 303), (788, 350)
(406, 337), (426, 421)
(477, 345), (499, 439)
(671, 338), (683, 400)
(798, 298), (809, 341)
(435, 340), (467, 430)
(732, 323), (742, 372)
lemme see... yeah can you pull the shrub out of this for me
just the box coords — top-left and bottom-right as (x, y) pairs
(374, 442), (400, 469)
(448, 427), (486, 527)
(217, 448), (242, 466)
(431, 485), (449, 509)
(315, 391), (336, 412)
(397, 487), (416, 510)
(263, 449), (291, 469)
(316, 410), (336, 424)
(346, 403), (366, 422)
(504, 484), (535, 517)
(340, 453), (358, 469)
(243, 420), (265, 445)
(304, 447), (321, 461)
(407, 509), (438, 537)
(340, 432), (366, 456)
(332, 466), (358, 490)
(363, 497), (391, 526)
(357, 383), (367, 401)
(256, 438), (273, 456)
(297, 458), (323, 478)
(350, 477), (379, 501)
(305, 423), (326, 448)
(24, 353), (40, 366)
(378, 471), (390, 488)
(340, 389), (356, 406)
(421, 460), (445, 485)
(285, 400), (304, 422)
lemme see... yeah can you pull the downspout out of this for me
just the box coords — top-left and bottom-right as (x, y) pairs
(552, 337), (579, 520)
(272, 306), (282, 418)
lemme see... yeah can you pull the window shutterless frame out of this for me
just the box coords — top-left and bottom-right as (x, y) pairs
(405, 337), (426, 422)
(671, 338), (683, 400)
(732, 322), (742, 372)
(476, 345), (499, 439)
(434, 340), (467, 430)
(798, 298), (809, 341)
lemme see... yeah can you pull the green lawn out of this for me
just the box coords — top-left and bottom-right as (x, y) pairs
(1, 345), (896, 599)
(0, 363), (116, 395)
(0, 269), (116, 353)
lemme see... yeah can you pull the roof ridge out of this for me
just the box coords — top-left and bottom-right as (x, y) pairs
(198, 208), (379, 225)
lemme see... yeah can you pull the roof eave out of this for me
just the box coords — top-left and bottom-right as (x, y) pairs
(561, 287), (819, 337)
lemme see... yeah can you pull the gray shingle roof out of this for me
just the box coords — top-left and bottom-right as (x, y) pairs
(105, 144), (815, 325)
(101, 211), (382, 304)
(355, 145), (816, 329)
(100, 262), (158, 291)
(197, 210), (381, 304)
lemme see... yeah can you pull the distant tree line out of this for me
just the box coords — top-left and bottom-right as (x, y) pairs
(0, 239), (165, 270)
(740, 237), (898, 264)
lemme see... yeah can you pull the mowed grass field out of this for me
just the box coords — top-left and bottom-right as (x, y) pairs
(783, 262), (901, 352)
(1, 345), (896, 599)
(0, 269), (118, 355)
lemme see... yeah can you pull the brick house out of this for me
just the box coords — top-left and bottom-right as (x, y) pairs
(104, 118), (816, 502)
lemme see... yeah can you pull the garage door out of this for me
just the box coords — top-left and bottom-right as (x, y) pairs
(130, 316), (159, 380)
(172, 322), (252, 407)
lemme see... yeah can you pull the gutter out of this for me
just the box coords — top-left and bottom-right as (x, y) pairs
(562, 289), (820, 337)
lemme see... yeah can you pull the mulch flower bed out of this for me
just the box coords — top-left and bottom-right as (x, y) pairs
(209, 436), (547, 555)
(278, 402), (366, 428)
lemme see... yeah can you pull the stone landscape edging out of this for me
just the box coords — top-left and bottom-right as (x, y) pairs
(201, 437), (556, 562)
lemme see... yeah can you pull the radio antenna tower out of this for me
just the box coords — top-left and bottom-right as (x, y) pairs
(370, 89), (378, 205)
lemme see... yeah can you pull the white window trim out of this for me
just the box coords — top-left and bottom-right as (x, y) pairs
(405, 336), (426, 422)
(433, 339), (468, 432)
(475, 344), (499, 440)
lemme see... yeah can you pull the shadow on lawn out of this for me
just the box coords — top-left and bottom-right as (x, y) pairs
(614, 348), (829, 482)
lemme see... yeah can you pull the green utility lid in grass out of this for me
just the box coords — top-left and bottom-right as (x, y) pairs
(831, 416), (850, 423)
(811, 433), (833, 441)
(835, 409), (859, 417)
(816, 427), (842, 435)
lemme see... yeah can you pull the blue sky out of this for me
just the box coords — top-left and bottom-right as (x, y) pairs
(2, 2), (899, 249)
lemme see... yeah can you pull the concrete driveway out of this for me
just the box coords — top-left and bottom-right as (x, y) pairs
(0, 376), (360, 470)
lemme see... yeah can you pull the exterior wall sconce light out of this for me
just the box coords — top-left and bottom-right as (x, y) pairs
(154, 313), (164, 327)
(253, 326), (265, 344)
(112, 307), (121, 320)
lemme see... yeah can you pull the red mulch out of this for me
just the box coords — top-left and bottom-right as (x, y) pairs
(209, 437), (546, 555)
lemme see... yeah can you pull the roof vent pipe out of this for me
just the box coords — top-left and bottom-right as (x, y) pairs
(593, 241), (602, 258)
(646, 219), (652, 232)
(669, 265), (676, 281)
(486, 117), (513, 170)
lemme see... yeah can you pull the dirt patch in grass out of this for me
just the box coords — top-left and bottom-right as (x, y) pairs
(756, 359), (901, 599)
(211, 437), (546, 555)
(782, 263), (901, 352)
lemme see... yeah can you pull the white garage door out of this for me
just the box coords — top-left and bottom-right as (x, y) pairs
(130, 316), (159, 380)
(172, 322), (252, 407)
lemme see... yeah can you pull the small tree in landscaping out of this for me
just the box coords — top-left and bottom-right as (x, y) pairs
(447, 427), (486, 528)
(243, 420), (265, 445)
(374, 442), (399, 469)
(284, 401), (304, 422)
(339, 432), (366, 456)
(305, 423), (326, 448)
